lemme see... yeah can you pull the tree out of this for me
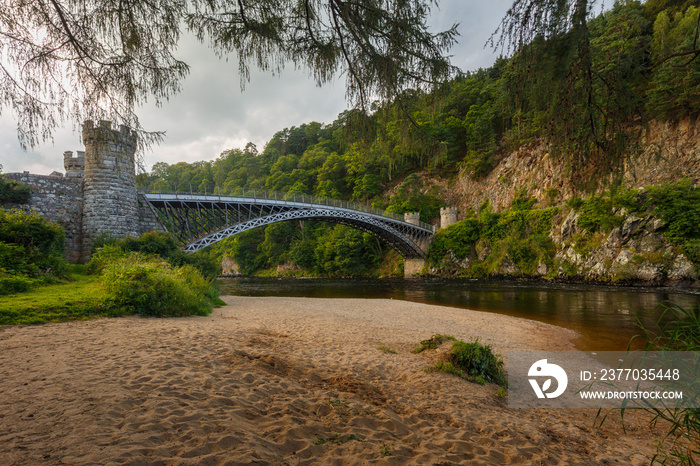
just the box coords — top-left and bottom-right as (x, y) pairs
(1, 0), (458, 152)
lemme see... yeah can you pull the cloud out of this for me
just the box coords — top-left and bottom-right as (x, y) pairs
(0, 0), (511, 175)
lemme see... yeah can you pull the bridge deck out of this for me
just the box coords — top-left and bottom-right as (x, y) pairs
(141, 191), (435, 259)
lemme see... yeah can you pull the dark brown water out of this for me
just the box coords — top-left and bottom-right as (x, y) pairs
(218, 277), (700, 351)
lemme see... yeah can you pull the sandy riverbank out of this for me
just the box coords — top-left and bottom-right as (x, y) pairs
(0, 297), (663, 464)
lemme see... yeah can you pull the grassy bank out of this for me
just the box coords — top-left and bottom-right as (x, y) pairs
(0, 273), (111, 325)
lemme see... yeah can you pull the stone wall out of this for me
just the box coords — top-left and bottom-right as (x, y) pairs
(2, 121), (165, 263)
(137, 195), (165, 235)
(2, 172), (83, 263)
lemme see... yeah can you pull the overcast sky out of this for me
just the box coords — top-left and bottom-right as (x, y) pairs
(1, 0), (512, 175)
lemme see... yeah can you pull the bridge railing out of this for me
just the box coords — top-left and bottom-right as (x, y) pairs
(142, 184), (436, 231)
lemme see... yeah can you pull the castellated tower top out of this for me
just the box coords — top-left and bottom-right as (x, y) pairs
(82, 120), (137, 153)
(440, 206), (458, 229)
(404, 212), (421, 225)
(63, 150), (85, 177)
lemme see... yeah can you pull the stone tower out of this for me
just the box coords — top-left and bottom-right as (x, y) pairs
(404, 212), (421, 225)
(63, 150), (85, 178)
(81, 120), (138, 260)
(440, 207), (458, 229)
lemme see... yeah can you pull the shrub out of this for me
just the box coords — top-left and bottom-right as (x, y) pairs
(0, 209), (68, 278)
(100, 253), (217, 317)
(449, 339), (506, 386)
(90, 231), (221, 278)
(84, 244), (128, 275)
(420, 336), (507, 386)
(644, 180), (700, 244)
(510, 189), (537, 211)
(0, 176), (31, 204)
(681, 239), (700, 265)
(385, 173), (443, 221)
(428, 219), (480, 266)
(577, 195), (623, 232)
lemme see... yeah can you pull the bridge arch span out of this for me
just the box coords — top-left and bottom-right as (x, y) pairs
(142, 193), (434, 259)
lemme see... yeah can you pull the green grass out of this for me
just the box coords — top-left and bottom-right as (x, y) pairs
(377, 345), (398, 354)
(0, 274), (113, 325)
(411, 334), (456, 353)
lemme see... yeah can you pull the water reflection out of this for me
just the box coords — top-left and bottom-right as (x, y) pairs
(218, 277), (700, 351)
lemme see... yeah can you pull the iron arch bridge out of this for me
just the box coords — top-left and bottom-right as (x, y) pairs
(141, 190), (436, 259)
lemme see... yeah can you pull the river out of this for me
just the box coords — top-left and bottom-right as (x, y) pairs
(218, 277), (700, 351)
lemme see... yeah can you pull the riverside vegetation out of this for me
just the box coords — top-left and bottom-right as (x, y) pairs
(134, 1), (700, 281)
(0, 209), (222, 324)
(429, 180), (700, 282)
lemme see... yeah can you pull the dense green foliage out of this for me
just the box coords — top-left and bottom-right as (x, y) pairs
(89, 231), (220, 278)
(447, 339), (506, 386)
(428, 194), (558, 277)
(576, 195), (625, 233)
(0, 227), (222, 322)
(496, 0), (700, 176)
(216, 222), (392, 277)
(100, 253), (218, 317)
(0, 176), (31, 204)
(0, 209), (68, 294)
(84, 232), (223, 317)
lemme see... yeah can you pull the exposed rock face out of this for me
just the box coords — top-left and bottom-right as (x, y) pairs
(560, 210), (580, 241)
(669, 255), (697, 281)
(222, 257), (241, 276)
(430, 208), (698, 286)
(430, 119), (700, 286)
(550, 210), (696, 284)
(448, 120), (699, 213)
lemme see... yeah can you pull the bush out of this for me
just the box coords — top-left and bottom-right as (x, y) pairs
(428, 203), (558, 275)
(510, 189), (537, 211)
(85, 244), (128, 275)
(449, 339), (506, 386)
(0, 176), (31, 204)
(417, 335), (507, 386)
(90, 231), (221, 278)
(0, 209), (68, 278)
(100, 253), (217, 317)
(385, 173), (443, 221)
(121, 231), (221, 278)
(427, 219), (480, 266)
(644, 180), (700, 244)
(577, 195), (623, 232)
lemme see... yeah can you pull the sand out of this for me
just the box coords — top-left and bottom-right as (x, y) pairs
(0, 296), (665, 465)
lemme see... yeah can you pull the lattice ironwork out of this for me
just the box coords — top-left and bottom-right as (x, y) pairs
(142, 193), (435, 258)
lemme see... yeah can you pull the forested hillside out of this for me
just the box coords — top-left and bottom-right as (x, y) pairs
(137, 0), (700, 277)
